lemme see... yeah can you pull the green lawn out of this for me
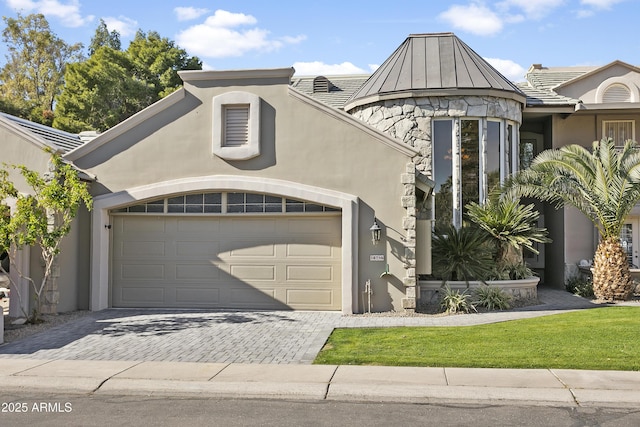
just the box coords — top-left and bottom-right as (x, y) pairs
(314, 307), (640, 370)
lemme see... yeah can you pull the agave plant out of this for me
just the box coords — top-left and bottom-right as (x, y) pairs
(503, 137), (640, 301)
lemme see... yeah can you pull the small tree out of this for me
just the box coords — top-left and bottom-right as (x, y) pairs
(466, 197), (550, 268)
(0, 152), (92, 321)
(503, 138), (640, 300)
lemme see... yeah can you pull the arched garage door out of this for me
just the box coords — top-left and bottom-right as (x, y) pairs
(111, 193), (342, 310)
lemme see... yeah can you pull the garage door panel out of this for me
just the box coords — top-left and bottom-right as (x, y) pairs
(230, 264), (275, 281)
(286, 265), (334, 281)
(176, 241), (220, 257)
(229, 287), (278, 306)
(120, 287), (165, 304)
(287, 218), (337, 233)
(286, 242), (335, 258)
(230, 218), (276, 234)
(286, 289), (334, 306)
(112, 215), (341, 310)
(176, 263), (220, 280)
(227, 242), (276, 257)
(177, 218), (220, 232)
(120, 241), (166, 257)
(121, 216), (166, 233)
(176, 288), (220, 304)
(120, 263), (166, 280)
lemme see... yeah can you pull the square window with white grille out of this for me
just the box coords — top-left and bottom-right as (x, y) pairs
(603, 120), (635, 145)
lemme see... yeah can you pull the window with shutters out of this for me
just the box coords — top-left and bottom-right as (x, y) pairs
(212, 91), (261, 160)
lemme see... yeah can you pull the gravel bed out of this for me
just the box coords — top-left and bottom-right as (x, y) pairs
(2, 310), (91, 344)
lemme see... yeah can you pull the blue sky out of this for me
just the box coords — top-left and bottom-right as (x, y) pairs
(1, 0), (639, 81)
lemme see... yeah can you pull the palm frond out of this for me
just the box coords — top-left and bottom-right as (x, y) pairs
(503, 137), (640, 239)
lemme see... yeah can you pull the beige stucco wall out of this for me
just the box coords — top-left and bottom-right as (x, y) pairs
(71, 71), (417, 312)
(548, 110), (640, 284)
(556, 65), (640, 103)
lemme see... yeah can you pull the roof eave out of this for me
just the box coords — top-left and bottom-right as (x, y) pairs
(288, 86), (419, 158)
(344, 88), (526, 112)
(575, 102), (640, 112)
(65, 88), (187, 162)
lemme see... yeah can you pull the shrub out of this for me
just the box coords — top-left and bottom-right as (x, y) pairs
(474, 285), (512, 311)
(489, 261), (535, 280)
(432, 224), (494, 283)
(439, 285), (477, 314)
(565, 275), (594, 298)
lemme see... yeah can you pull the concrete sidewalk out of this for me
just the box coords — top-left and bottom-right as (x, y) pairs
(3, 358), (640, 408)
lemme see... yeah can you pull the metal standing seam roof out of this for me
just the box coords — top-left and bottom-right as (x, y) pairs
(344, 33), (525, 110)
(0, 112), (85, 153)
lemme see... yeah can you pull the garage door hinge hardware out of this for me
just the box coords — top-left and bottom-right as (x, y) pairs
(104, 224), (112, 229)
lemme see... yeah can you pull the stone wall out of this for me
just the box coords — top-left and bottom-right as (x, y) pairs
(349, 95), (523, 310)
(350, 96), (523, 172)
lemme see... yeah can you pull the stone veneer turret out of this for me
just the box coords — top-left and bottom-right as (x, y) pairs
(349, 95), (523, 310)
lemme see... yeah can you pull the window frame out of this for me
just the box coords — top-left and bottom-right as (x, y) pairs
(602, 119), (635, 146)
(432, 117), (519, 227)
(212, 91), (261, 160)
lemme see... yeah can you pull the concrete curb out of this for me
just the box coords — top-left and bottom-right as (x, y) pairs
(3, 359), (640, 408)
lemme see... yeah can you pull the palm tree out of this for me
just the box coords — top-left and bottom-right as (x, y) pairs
(466, 197), (550, 267)
(503, 137), (640, 301)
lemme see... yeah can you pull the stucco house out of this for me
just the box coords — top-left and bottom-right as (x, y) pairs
(3, 32), (640, 317)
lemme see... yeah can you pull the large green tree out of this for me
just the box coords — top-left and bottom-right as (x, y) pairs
(0, 13), (83, 125)
(503, 138), (640, 301)
(127, 30), (202, 98)
(88, 18), (121, 55)
(53, 47), (151, 132)
(54, 25), (201, 132)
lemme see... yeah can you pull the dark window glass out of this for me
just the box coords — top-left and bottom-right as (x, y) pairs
(433, 120), (453, 229)
(146, 204), (164, 213)
(204, 193), (221, 204)
(228, 193), (244, 204)
(186, 194), (202, 204)
(246, 193), (263, 204)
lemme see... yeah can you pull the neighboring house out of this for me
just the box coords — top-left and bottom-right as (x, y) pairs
(3, 32), (639, 315)
(0, 112), (93, 317)
(517, 60), (640, 285)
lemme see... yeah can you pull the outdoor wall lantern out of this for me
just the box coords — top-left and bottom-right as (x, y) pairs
(370, 218), (382, 244)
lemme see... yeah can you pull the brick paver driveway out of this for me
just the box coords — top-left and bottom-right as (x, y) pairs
(0, 309), (342, 364)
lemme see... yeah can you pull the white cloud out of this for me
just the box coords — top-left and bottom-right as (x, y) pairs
(368, 64), (380, 72)
(6, 0), (94, 27)
(498, 0), (566, 19)
(484, 57), (527, 82)
(176, 9), (305, 59)
(439, 4), (503, 36)
(103, 16), (138, 37)
(580, 0), (625, 8)
(203, 9), (257, 27)
(174, 7), (210, 22)
(292, 61), (367, 75)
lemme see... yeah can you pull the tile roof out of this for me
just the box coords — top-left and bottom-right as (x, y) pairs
(0, 112), (86, 153)
(515, 65), (590, 106)
(290, 75), (370, 109)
